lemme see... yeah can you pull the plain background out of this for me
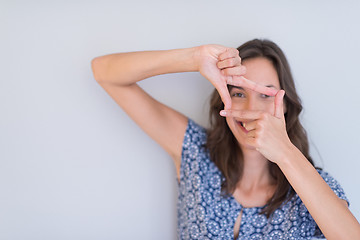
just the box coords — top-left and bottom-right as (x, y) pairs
(1, 1), (359, 239)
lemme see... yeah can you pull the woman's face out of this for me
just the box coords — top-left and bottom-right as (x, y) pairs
(226, 57), (281, 150)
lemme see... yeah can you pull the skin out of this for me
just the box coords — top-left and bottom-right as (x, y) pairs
(91, 45), (360, 239)
(221, 58), (286, 238)
(222, 57), (284, 210)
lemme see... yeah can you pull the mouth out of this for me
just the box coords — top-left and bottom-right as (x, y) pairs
(237, 121), (249, 134)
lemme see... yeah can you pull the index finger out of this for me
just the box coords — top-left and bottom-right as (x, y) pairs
(219, 109), (264, 120)
(227, 75), (278, 96)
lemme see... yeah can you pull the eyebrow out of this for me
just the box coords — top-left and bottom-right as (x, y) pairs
(230, 86), (245, 91)
(230, 84), (277, 91)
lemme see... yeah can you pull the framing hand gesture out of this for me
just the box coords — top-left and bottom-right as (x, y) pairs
(196, 45), (278, 109)
(220, 90), (291, 163)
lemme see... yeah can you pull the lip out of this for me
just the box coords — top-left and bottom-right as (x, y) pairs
(237, 121), (249, 134)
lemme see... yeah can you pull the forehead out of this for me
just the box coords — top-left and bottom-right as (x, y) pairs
(241, 57), (280, 89)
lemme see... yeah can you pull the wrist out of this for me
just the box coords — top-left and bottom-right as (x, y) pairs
(173, 46), (200, 72)
(277, 142), (304, 170)
(162, 47), (199, 73)
(277, 142), (298, 165)
(190, 46), (202, 72)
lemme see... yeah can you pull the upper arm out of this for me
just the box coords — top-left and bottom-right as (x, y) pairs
(97, 81), (187, 175)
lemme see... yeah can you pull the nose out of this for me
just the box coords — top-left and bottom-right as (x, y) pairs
(243, 94), (273, 113)
(244, 96), (261, 111)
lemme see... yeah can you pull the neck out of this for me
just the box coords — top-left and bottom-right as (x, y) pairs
(232, 147), (277, 208)
(238, 148), (274, 190)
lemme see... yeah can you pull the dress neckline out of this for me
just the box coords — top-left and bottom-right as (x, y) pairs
(228, 194), (268, 211)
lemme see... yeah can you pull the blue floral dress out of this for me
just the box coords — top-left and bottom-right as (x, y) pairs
(177, 119), (349, 240)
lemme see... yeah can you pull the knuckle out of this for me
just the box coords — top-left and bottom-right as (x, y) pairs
(227, 58), (234, 66)
(241, 65), (247, 73)
(257, 127), (264, 136)
(233, 68), (241, 75)
(227, 77), (234, 85)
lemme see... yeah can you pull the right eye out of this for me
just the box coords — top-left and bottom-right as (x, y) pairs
(232, 92), (245, 98)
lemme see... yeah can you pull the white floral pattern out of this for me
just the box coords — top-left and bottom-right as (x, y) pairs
(177, 119), (349, 240)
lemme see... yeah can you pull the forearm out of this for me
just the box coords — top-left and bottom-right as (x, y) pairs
(278, 146), (360, 239)
(91, 47), (199, 85)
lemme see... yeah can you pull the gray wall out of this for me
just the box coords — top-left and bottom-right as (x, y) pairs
(1, 1), (359, 239)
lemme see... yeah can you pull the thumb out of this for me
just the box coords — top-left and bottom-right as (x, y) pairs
(274, 90), (285, 119)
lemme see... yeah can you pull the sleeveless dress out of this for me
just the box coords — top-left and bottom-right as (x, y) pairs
(177, 119), (349, 240)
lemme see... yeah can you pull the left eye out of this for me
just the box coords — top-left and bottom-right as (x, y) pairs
(260, 94), (271, 98)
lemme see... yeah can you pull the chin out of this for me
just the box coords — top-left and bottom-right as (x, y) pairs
(234, 138), (253, 150)
(227, 120), (259, 153)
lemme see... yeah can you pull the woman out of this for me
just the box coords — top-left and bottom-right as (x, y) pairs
(91, 39), (360, 239)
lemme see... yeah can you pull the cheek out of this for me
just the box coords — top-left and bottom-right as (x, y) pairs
(264, 102), (275, 114)
(226, 117), (241, 136)
(231, 98), (275, 113)
(230, 99), (244, 110)
(267, 104), (275, 115)
(226, 117), (236, 133)
(226, 117), (233, 129)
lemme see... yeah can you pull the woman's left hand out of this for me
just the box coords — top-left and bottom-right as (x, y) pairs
(221, 90), (294, 163)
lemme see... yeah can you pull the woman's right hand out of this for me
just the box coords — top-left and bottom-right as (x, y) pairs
(195, 45), (278, 110)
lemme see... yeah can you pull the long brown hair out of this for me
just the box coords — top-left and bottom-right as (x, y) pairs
(206, 39), (314, 217)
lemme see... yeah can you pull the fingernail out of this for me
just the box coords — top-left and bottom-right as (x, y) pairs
(220, 110), (227, 116)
